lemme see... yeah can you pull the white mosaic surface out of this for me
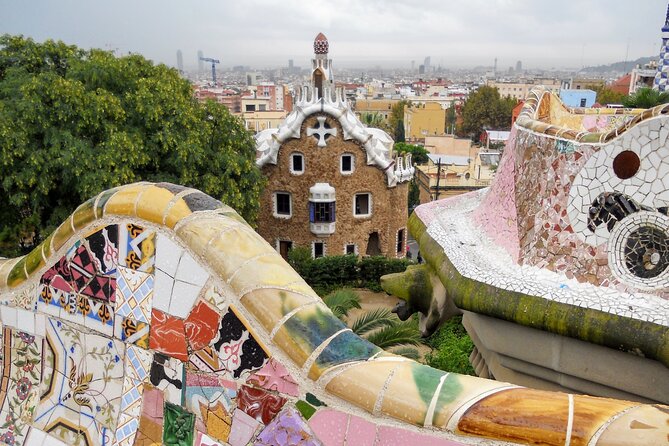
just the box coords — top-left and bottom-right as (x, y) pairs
(425, 189), (669, 327)
(568, 117), (669, 247)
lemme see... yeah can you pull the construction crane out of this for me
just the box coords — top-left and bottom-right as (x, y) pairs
(199, 57), (220, 84)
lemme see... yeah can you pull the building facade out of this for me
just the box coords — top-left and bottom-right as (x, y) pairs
(255, 34), (414, 259)
(404, 102), (446, 139)
(487, 78), (561, 100)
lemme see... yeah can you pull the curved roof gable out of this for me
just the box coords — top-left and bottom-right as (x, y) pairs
(255, 85), (414, 187)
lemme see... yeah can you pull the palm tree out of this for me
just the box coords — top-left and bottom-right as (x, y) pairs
(623, 87), (669, 108)
(322, 289), (423, 359)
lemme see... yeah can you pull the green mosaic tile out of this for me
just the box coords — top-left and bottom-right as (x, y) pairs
(72, 197), (97, 230)
(7, 257), (27, 287)
(309, 330), (380, 379)
(305, 393), (325, 407)
(295, 400), (316, 420)
(95, 186), (120, 217)
(24, 244), (45, 276)
(163, 402), (194, 446)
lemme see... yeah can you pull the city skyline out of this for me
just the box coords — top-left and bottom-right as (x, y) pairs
(0, 0), (666, 70)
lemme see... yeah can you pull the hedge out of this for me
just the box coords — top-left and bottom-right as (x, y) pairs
(287, 247), (411, 293)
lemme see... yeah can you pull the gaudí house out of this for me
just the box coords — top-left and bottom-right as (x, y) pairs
(255, 34), (414, 259)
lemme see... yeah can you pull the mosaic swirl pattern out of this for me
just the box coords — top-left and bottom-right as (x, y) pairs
(0, 182), (665, 445)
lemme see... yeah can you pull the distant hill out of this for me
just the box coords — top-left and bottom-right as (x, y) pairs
(582, 56), (656, 73)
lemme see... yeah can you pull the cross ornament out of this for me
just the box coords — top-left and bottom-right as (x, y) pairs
(307, 116), (337, 147)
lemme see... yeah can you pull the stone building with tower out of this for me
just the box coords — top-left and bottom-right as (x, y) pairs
(255, 33), (414, 259)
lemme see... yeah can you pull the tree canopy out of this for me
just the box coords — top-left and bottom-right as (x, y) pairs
(0, 35), (264, 255)
(622, 87), (669, 108)
(592, 85), (626, 106)
(460, 86), (516, 140)
(388, 100), (410, 142)
(393, 142), (429, 164)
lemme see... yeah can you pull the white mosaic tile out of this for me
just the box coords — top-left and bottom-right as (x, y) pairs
(425, 189), (669, 327)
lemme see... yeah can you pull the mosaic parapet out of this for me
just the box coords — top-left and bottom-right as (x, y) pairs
(407, 213), (669, 369)
(397, 87), (669, 406)
(515, 86), (659, 143)
(0, 182), (666, 446)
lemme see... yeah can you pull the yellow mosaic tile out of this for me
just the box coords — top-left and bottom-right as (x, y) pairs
(163, 196), (192, 228)
(0, 258), (19, 289)
(204, 226), (277, 281)
(135, 185), (178, 225)
(569, 394), (636, 446)
(227, 253), (304, 296)
(163, 198), (193, 228)
(325, 360), (398, 413)
(240, 288), (318, 333)
(595, 405), (669, 446)
(380, 361), (443, 426)
(72, 198), (97, 231)
(51, 219), (76, 253)
(104, 183), (151, 216)
(176, 216), (243, 256)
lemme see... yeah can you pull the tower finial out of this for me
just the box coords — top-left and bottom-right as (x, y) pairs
(314, 33), (329, 55)
(665, 3), (669, 28)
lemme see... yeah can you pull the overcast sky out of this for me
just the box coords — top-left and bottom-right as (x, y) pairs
(1, 0), (667, 70)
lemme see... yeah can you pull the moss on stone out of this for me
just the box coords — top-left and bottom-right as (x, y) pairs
(408, 213), (669, 368)
(381, 264), (433, 314)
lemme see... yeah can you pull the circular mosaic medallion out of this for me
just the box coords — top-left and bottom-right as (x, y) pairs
(608, 211), (669, 290)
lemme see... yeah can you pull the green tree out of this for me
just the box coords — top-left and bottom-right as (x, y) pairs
(388, 100), (410, 142)
(394, 142), (429, 164)
(461, 86), (516, 140)
(622, 87), (669, 108)
(0, 35), (264, 256)
(445, 105), (457, 134)
(593, 86), (625, 105)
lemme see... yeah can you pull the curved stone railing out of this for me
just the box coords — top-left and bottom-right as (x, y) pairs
(0, 182), (666, 445)
(515, 86), (668, 144)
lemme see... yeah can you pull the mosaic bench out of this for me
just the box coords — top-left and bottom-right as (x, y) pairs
(0, 182), (666, 446)
(383, 87), (669, 418)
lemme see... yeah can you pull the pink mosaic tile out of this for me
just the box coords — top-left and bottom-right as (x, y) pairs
(308, 409), (348, 446)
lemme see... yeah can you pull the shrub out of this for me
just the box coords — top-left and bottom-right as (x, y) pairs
(425, 316), (475, 375)
(358, 256), (411, 291)
(287, 249), (410, 294)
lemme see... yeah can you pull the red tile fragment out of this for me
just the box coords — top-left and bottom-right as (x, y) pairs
(150, 308), (189, 362)
(237, 384), (286, 424)
(185, 300), (221, 351)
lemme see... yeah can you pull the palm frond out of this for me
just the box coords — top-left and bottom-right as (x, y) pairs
(350, 308), (395, 335)
(364, 321), (423, 349)
(322, 288), (361, 320)
(390, 346), (422, 360)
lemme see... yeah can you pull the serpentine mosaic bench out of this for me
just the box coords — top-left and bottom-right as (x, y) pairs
(0, 182), (666, 446)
